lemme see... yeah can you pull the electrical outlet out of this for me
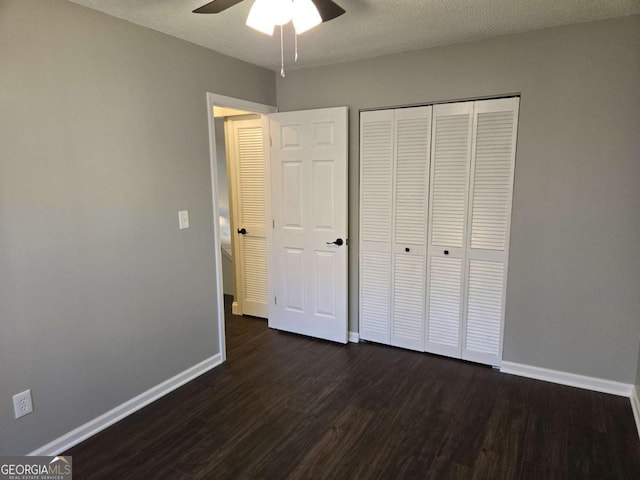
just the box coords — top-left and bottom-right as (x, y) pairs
(13, 389), (33, 419)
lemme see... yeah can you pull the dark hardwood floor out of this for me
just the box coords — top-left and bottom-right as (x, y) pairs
(66, 297), (640, 479)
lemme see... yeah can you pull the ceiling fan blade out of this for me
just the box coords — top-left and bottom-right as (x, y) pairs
(311, 0), (345, 22)
(193, 0), (245, 14)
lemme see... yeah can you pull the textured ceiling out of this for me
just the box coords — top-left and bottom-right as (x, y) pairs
(69, 0), (640, 72)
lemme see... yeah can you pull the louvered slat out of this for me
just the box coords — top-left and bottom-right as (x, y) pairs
(360, 251), (391, 341)
(361, 120), (394, 243)
(427, 256), (462, 347)
(430, 114), (470, 247)
(465, 260), (504, 355)
(392, 253), (425, 349)
(238, 127), (265, 225)
(394, 117), (430, 246)
(470, 111), (515, 251)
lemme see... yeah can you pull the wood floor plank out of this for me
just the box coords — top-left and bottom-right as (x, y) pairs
(471, 400), (529, 479)
(521, 413), (569, 475)
(287, 405), (376, 479)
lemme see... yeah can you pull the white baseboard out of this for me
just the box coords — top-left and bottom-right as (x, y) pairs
(29, 353), (223, 456)
(348, 331), (360, 343)
(500, 361), (633, 397)
(631, 386), (640, 439)
(232, 302), (241, 316)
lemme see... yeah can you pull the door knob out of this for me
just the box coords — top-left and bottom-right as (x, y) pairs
(327, 238), (344, 246)
(237, 228), (247, 235)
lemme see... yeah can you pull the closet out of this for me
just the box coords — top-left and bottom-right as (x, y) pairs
(359, 97), (519, 367)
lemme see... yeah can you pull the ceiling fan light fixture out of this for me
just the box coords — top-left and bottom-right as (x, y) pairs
(292, 0), (322, 34)
(271, 0), (294, 25)
(246, 0), (275, 35)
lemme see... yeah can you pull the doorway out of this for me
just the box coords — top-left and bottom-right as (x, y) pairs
(206, 93), (277, 361)
(207, 94), (350, 360)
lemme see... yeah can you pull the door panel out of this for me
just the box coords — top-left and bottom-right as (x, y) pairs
(462, 97), (519, 366)
(391, 251), (426, 351)
(430, 112), (472, 249)
(359, 109), (394, 344)
(227, 116), (268, 318)
(242, 236), (268, 309)
(360, 250), (392, 344)
(314, 250), (337, 317)
(270, 107), (348, 343)
(360, 111), (395, 244)
(426, 256), (463, 356)
(425, 102), (473, 358)
(393, 109), (431, 247)
(465, 259), (504, 355)
(389, 106), (431, 351)
(284, 247), (305, 311)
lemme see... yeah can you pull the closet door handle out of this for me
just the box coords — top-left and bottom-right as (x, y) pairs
(444, 250), (449, 255)
(237, 228), (247, 235)
(327, 238), (344, 246)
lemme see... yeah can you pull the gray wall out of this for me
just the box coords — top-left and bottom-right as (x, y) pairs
(276, 15), (640, 384)
(0, 0), (275, 455)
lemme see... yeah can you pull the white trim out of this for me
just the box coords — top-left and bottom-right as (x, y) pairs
(263, 114), (274, 331)
(205, 93), (277, 361)
(207, 94), (228, 361)
(29, 354), (223, 456)
(210, 94), (278, 116)
(631, 385), (640, 439)
(348, 331), (360, 343)
(500, 361), (633, 397)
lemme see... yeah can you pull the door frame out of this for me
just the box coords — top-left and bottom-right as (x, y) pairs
(206, 93), (277, 362)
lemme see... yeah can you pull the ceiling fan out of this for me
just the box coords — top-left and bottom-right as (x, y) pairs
(193, 0), (345, 76)
(192, 0), (346, 25)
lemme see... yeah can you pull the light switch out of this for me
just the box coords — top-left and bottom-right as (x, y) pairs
(178, 210), (190, 230)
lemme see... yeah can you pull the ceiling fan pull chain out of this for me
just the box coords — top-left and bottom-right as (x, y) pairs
(295, 32), (299, 63)
(280, 25), (286, 77)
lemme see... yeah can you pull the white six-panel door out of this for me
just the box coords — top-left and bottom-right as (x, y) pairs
(269, 107), (348, 344)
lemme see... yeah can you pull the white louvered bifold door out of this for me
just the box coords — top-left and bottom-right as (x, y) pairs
(461, 98), (519, 366)
(390, 107), (431, 351)
(425, 102), (473, 358)
(227, 116), (269, 318)
(359, 110), (395, 344)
